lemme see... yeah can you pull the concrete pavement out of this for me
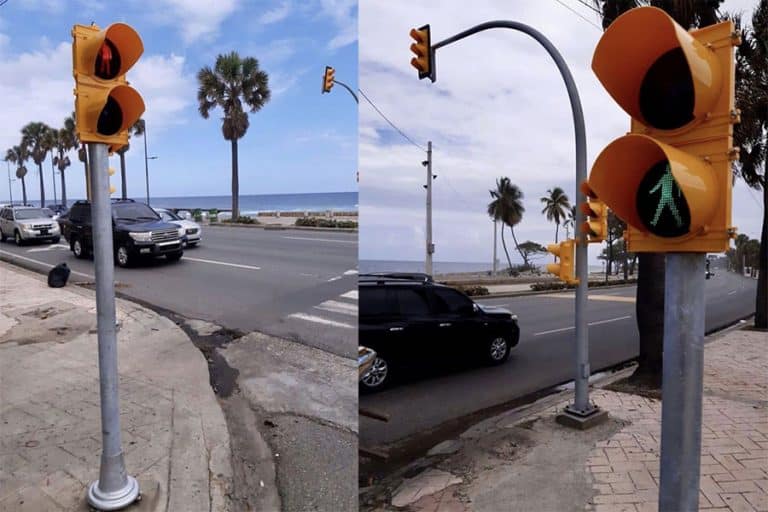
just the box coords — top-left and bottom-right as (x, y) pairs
(360, 324), (768, 512)
(0, 263), (240, 511)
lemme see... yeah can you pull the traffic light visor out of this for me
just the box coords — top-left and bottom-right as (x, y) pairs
(93, 85), (145, 136)
(588, 134), (717, 238)
(99, 23), (143, 77)
(592, 6), (721, 130)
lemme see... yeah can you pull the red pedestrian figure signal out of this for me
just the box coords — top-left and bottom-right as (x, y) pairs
(98, 42), (113, 77)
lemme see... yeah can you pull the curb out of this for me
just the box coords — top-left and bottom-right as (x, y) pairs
(208, 222), (358, 233)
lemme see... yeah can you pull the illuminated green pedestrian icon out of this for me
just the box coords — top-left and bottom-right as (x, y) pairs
(648, 164), (683, 228)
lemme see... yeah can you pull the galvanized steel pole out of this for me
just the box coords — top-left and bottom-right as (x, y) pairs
(658, 253), (706, 511)
(86, 143), (140, 511)
(426, 141), (433, 276)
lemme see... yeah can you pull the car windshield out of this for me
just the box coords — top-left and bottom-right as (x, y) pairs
(42, 208), (55, 217)
(112, 203), (160, 222)
(159, 210), (181, 221)
(15, 208), (48, 220)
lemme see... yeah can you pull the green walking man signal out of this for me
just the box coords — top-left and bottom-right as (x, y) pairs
(648, 164), (683, 229)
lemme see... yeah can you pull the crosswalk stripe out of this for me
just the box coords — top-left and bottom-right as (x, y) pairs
(314, 300), (357, 316)
(286, 313), (355, 329)
(340, 290), (358, 300)
(343, 269), (358, 275)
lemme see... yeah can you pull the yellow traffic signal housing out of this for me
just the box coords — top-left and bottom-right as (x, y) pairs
(586, 7), (738, 253)
(580, 181), (608, 243)
(322, 66), (335, 93)
(546, 239), (578, 285)
(409, 24), (435, 82)
(72, 23), (145, 149)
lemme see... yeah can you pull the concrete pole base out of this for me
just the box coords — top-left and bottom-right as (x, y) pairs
(556, 404), (609, 430)
(87, 476), (139, 511)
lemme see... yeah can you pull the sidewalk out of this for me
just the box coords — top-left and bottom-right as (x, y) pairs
(0, 263), (233, 511)
(363, 325), (768, 512)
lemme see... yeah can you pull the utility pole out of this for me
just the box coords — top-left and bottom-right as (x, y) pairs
(143, 120), (150, 206)
(86, 143), (140, 510)
(424, 141), (434, 275)
(493, 219), (498, 274)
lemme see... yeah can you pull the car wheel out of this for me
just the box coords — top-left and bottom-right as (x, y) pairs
(72, 238), (87, 259)
(166, 251), (183, 263)
(14, 231), (24, 246)
(115, 245), (132, 268)
(486, 336), (510, 365)
(360, 355), (391, 392)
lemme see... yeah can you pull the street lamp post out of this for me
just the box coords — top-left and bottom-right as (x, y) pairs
(141, 120), (158, 206)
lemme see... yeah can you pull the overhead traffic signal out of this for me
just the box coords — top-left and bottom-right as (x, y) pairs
(546, 239), (578, 285)
(409, 25), (435, 82)
(322, 66), (335, 93)
(72, 23), (145, 151)
(580, 181), (608, 243)
(585, 7), (738, 253)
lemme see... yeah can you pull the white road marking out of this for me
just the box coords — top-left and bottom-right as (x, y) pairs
(727, 290), (737, 295)
(314, 300), (357, 316)
(0, 249), (92, 279)
(340, 290), (358, 300)
(533, 315), (633, 337)
(343, 269), (358, 275)
(282, 236), (356, 244)
(183, 257), (260, 271)
(327, 275), (342, 282)
(286, 313), (355, 329)
(27, 244), (69, 253)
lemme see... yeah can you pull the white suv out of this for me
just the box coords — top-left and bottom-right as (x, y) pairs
(0, 205), (61, 245)
(154, 208), (202, 247)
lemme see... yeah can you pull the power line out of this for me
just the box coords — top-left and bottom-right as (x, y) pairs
(358, 88), (426, 152)
(553, 0), (602, 30)
(573, 0), (604, 17)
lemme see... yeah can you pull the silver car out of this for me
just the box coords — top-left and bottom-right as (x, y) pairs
(0, 206), (61, 245)
(154, 208), (202, 247)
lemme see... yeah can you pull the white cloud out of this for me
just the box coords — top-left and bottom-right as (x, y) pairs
(318, 0), (357, 50)
(128, 54), (195, 131)
(258, 1), (292, 25)
(149, 0), (239, 44)
(359, 0), (763, 264)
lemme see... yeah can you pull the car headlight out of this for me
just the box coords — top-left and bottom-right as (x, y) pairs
(21, 225), (33, 232)
(50, 224), (60, 232)
(129, 231), (152, 242)
(177, 227), (185, 237)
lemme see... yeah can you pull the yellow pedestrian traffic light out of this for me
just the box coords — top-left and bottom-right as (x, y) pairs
(409, 24), (434, 82)
(580, 181), (608, 244)
(72, 23), (145, 150)
(585, 6), (738, 253)
(322, 66), (335, 94)
(546, 239), (578, 285)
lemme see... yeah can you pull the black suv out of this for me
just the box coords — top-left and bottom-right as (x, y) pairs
(359, 273), (520, 391)
(59, 199), (184, 267)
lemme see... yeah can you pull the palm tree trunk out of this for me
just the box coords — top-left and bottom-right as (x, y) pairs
(60, 169), (67, 208)
(231, 138), (239, 220)
(755, 166), (767, 328)
(21, 177), (27, 204)
(37, 163), (45, 207)
(509, 226), (528, 268)
(50, 154), (57, 205)
(500, 224), (513, 272)
(120, 151), (127, 200)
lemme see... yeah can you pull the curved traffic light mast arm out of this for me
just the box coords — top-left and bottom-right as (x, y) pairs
(331, 78), (359, 104)
(432, 20), (596, 421)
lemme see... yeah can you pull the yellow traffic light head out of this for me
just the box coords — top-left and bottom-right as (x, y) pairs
(579, 181), (608, 243)
(545, 240), (578, 284)
(592, 6), (722, 131)
(322, 66), (335, 94)
(72, 23), (145, 146)
(409, 25), (434, 82)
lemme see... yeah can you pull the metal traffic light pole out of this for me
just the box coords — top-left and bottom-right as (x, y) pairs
(331, 78), (359, 104)
(86, 142), (140, 510)
(431, 21), (605, 426)
(425, 141), (433, 276)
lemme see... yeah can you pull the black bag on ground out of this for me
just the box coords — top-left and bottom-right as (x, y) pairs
(48, 263), (71, 288)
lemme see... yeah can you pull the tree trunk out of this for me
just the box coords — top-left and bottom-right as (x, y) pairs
(21, 177), (27, 204)
(553, 223), (559, 261)
(630, 255), (638, 275)
(634, 252), (666, 386)
(37, 163), (45, 207)
(756, 167), (767, 328)
(120, 151), (127, 200)
(509, 226), (529, 268)
(623, 253), (629, 280)
(500, 224), (513, 273)
(60, 169), (67, 208)
(50, 155), (57, 205)
(231, 138), (239, 220)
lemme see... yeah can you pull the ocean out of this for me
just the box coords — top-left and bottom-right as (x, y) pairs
(18, 192), (358, 215)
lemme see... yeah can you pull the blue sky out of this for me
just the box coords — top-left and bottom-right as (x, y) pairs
(0, 0), (358, 202)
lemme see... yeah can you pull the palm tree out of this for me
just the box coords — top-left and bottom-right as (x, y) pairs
(197, 51), (271, 219)
(731, 0), (767, 327)
(55, 114), (78, 207)
(115, 119), (146, 200)
(487, 177), (527, 271)
(5, 145), (29, 204)
(563, 205), (576, 239)
(21, 122), (54, 208)
(540, 187), (571, 252)
(593, 0), (725, 384)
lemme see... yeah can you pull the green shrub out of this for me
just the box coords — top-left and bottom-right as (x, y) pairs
(222, 216), (258, 224)
(455, 285), (490, 297)
(529, 278), (638, 291)
(295, 217), (358, 228)
(208, 209), (219, 222)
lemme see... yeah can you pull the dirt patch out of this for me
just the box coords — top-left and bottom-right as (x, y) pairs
(604, 371), (662, 400)
(1, 301), (95, 346)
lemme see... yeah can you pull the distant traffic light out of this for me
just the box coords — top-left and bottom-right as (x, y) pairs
(409, 25), (435, 82)
(580, 181), (608, 243)
(322, 66), (335, 94)
(585, 7), (738, 253)
(107, 166), (116, 195)
(546, 239), (578, 285)
(72, 23), (145, 150)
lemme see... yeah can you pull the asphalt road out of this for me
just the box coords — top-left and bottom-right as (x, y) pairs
(359, 270), (757, 448)
(0, 226), (358, 357)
